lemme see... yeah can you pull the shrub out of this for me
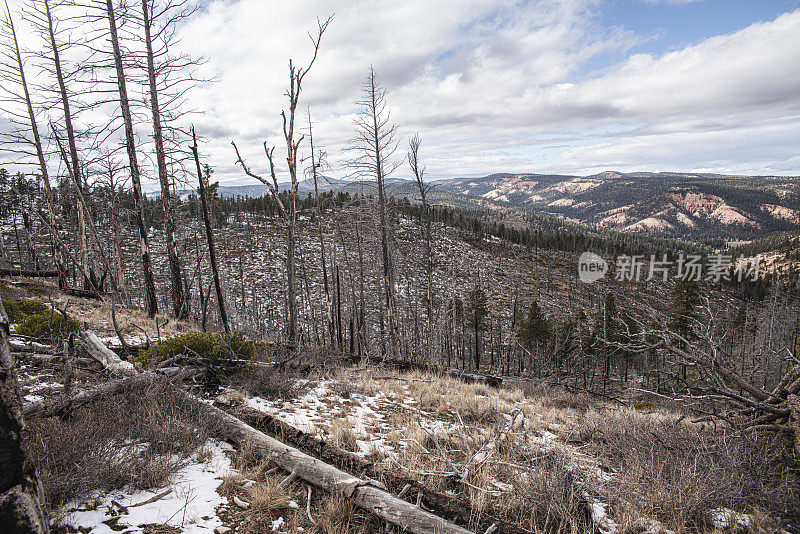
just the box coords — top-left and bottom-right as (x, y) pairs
(584, 412), (800, 530)
(136, 331), (262, 368)
(2, 298), (49, 323)
(226, 366), (311, 400)
(25, 377), (221, 508)
(16, 311), (80, 339)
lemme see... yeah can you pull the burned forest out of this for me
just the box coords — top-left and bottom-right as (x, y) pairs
(1, 1), (800, 533)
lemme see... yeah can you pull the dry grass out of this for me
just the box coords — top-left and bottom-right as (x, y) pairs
(579, 410), (800, 532)
(309, 367), (800, 533)
(328, 418), (362, 452)
(223, 441), (381, 534)
(227, 365), (313, 400)
(25, 377), (221, 509)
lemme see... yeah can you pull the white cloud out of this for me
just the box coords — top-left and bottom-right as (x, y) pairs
(3, 0), (798, 184)
(174, 1), (800, 182)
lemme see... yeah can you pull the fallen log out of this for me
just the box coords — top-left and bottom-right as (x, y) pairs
(233, 407), (530, 534)
(63, 287), (101, 299)
(22, 337), (476, 534)
(0, 268), (59, 278)
(23, 373), (474, 533)
(13, 352), (94, 367)
(445, 368), (503, 388)
(79, 331), (136, 376)
(22, 367), (201, 418)
(9, 339), (55, 354)
(184, 393), (475, 534)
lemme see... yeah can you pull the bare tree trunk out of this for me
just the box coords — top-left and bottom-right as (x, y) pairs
(409, 134), (433, 362)
(6, 9), (65, 287)
(104, 0), (158, 316)
(191, 128), (229, 334)
(0, 300), (50, 533)
(17, 196), (39, 272)
(347, 67), (401, 360)
(374, 118), (399, 361)
(44, 0), (92, 289)
(308, 110), (334, 346)
(141, 0), (186, 319)
(231, 17), (331, 348)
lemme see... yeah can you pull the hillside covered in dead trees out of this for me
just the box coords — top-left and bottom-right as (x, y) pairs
(1, 1), (800, 534)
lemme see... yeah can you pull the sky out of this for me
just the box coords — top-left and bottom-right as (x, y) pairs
(4, 0), (800, 186)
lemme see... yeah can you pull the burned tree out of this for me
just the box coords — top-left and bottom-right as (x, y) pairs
(232, 15), (332, 348)
(0, 5), (66, 287)
(306, 108), (335, 347)
(346, 67), (401, 360)
(191, 127), (229, 333)
(33, 0), (97, 289)
(139, 0), (200, 319)
(102, 0), (158, 317)
(408, 133), (434, 362)
(0, 300), (49, 533)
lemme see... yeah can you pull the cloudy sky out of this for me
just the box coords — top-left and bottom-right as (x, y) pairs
(5, 0), (800, 186)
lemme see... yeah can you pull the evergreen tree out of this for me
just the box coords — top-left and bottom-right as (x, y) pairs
(517, 298), (551, 373)
(669, 279), (702, 381)
(669, 280), (702, 341)
(465, 284), (488, 370)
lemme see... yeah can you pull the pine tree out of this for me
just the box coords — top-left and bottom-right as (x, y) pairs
(466, 285), (488, 371)
(517, 298), (551, 374)
(669, 279), (702, 381)
(669, 280), (702, 341)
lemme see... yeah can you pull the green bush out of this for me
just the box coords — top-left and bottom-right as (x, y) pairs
(136, 331), (261, 368)
(17, 312), (80, 339)
(2, 298), (49, 323)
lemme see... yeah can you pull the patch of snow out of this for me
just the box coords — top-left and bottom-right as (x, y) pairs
(709, 508), (752, 530)
(61, 440), (234, 534)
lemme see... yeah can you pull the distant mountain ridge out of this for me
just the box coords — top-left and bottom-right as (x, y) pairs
(432, 172), (800, 240)
(153, 176), (350, 200)
(152, 170), (800, 240)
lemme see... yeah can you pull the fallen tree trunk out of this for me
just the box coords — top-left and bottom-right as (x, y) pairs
(13, 352), (94, 367)
(0, 268), (59, 278)
(233, 407), (529, 534)
(9, 340), (55, 355)
(79, 331), (136, 376)
(21, 336), (474, 533)
(63, 287), (101, 299)
(21, 371), (474, 534)
(184, 392), (475, 534)
(445, 368), (503, 388)
(22, 367), (200, 418)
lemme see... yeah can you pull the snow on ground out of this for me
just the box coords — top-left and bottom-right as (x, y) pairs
(61, 440), (235, 534)
(709, 508), (753, 530)
(98, 335), (149, 347)
(240, 380), (410, 459)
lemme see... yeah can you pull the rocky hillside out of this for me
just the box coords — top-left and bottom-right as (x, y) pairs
(433, 172), (800, 241)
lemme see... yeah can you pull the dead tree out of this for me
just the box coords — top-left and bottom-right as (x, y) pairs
(0, 300), (50, 533)
(306, 108), (335, 346)
(409, 133), (434, 363)
(191, 128), (229, 333)
(232, 15), (332, 348)
(103, 0), (158, 317)
(96, 154), (128, 301)
(34, 0), (96, 289)
(607, 300), (800, 454)
(139, 0), (195, 319)
(346, 67), (402, 360)
(0, 5), (66, 287)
